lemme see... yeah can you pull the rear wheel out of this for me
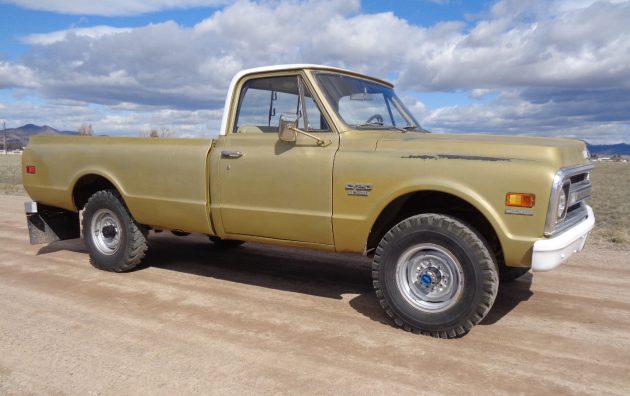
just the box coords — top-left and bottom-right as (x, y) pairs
(82, 190), (148, 272)
(373, 214), (498, 338)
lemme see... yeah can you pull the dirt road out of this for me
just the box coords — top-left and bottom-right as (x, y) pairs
(1, 195), (629, 395)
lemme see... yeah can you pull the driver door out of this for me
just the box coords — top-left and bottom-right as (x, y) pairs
(215, 73), (338, 245)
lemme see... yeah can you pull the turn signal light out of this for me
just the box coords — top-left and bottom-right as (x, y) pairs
(26, 165), (37, 174)
(505, 193), (535, 208)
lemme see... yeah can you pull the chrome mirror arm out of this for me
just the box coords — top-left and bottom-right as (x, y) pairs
(289, 127), (331, 147)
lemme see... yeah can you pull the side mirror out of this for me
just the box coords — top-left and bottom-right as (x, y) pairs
(278, 113), (297, 143)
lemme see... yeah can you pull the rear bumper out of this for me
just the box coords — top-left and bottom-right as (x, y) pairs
(531, 205), (594, 272)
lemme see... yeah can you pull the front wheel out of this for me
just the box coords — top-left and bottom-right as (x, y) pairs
(82, 190), (148, 272)
(372, 214), (498, 338)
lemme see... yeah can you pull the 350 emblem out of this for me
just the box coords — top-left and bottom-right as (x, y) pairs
(345, 183), (373, 196)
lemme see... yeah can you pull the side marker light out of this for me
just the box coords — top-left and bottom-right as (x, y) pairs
(506, 193), (535, 208)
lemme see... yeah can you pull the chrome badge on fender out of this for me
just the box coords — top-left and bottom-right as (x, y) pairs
(345, 183), (373, 196)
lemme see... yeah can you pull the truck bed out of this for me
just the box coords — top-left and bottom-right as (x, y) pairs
(22, 136), (215, 235)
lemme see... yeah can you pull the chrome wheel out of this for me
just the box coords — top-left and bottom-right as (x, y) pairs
(90, 209), (122, 255)
(395, 243), (464, 312)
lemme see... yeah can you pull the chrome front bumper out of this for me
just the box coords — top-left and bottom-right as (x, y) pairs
(531, 205), (595, 272)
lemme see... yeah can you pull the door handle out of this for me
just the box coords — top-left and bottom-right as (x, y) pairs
(221, 150), (243, 158)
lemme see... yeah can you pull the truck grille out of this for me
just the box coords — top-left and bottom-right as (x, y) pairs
(567, 202), (581, 213)
(570, 173), (587, 184)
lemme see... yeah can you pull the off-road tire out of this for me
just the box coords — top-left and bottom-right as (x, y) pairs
(500, 266), (530, 282)
(373, 214), (499, 338)
(82, 190), (148, 272)
(209, 236), (245, 248)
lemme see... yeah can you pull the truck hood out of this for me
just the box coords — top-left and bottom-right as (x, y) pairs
(375, 132), (589, 169)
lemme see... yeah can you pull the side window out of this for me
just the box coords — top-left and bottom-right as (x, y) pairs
(234, 75), (329, 133)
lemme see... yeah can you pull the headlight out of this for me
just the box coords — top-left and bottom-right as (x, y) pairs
(557, 190), (567, 219)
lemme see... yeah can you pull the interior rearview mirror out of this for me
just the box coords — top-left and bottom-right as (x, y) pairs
(278, 113), (298, 143)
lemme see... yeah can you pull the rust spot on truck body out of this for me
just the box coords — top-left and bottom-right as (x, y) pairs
(401, 155), (438, 160)
(401, 154), (512, 162)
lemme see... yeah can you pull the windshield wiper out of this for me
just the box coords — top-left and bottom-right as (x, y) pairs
(357, 122), (384, 128)
(356, 122), (407, 133)
(403, 124), (431, 133)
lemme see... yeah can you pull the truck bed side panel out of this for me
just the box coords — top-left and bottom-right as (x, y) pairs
(22, 136), (214, 235)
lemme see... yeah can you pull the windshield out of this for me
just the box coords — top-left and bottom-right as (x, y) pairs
(315, 73), (424, 132)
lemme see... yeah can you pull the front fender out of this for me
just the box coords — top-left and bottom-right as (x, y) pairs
(332, 153), (554, 267)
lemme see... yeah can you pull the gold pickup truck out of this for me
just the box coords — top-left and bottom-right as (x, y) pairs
(22, 64), (595, 338)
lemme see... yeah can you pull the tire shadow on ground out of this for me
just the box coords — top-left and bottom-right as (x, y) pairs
(481, 273), (533, 325)
(36, 238), (86, 255)
(348, 275), (534, 330)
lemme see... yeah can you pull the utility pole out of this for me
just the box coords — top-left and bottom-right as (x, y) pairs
(3, 121), (6, 155)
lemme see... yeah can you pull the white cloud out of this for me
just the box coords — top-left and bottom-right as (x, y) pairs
(1, 0), (629, 142)
(22, 26), (133, 45)
(15, 1), (364, 110)
(397, 0), (630, 92)
(0, 62), (39, 89)
(0, 0), (229, 16)
(470, 89), (494, 99)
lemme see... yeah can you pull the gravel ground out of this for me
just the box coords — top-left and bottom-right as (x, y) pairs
(1, 194), (629, 395)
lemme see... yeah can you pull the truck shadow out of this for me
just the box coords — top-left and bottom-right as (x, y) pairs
(143, 234), (533, 328)
(36, 233), (533, 328)
(144, 234), (374, 301)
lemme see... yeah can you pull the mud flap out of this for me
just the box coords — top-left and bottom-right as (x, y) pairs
(25, 202), (80, 245)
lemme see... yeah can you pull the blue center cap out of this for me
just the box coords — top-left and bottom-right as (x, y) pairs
(420, 274), (432, 287)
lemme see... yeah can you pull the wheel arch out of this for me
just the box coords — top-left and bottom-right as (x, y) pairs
(366, 190), (506, 268)
(72, 172), (126, 211)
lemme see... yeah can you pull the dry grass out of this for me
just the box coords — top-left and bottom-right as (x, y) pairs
(1, 153), (628, 246)
(0, 155), (23, 194)
(589, 162), (630, 248)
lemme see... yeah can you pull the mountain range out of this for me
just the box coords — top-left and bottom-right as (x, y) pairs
(1, 124), (77, 150)
(1, 124), (629, 155)
(586, 143), (630, 156)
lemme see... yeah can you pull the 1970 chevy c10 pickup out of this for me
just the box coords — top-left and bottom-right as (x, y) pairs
(22, 64), (595, 338)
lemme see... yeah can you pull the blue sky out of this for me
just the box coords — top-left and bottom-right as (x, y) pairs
(0, 0), (629, 143)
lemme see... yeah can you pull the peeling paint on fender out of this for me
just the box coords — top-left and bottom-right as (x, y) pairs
(401, 154), (513, 162)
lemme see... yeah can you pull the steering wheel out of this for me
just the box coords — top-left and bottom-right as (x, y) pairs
(365, 114), (384, 124)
